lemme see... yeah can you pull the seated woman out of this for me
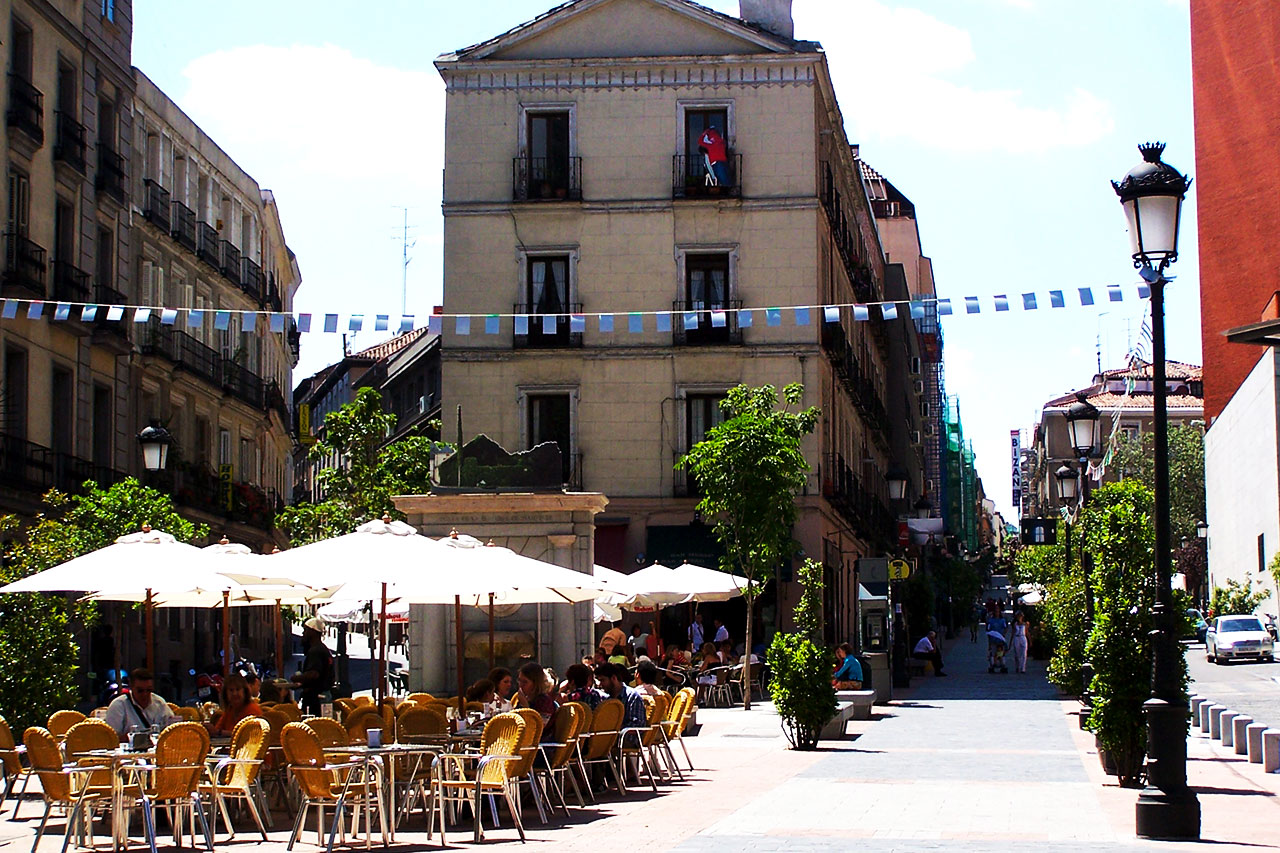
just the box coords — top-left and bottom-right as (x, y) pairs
(516, 661), (559, 739)
(695, 645), (720, 686)
(205, 672), (261, 738)
(465, 678), (497, 706)
(606, 643), (632, 667)
(717, 641), (739, 665)
(634, 661), (664, 697)
(560, 663), (603, 709)
(487, 667), (515, 711)
(831, 643), (863, 689)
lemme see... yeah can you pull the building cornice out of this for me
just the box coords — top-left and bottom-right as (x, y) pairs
(439, 54), (817, 93)
(441, 343), (822, 361)
(443, 196), (820, 216)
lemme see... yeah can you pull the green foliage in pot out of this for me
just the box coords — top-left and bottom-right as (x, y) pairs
(766, 558), (836, 750)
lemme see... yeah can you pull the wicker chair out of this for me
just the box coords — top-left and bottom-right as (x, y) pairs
(661, 687), (696, 771)
(397, 708), (447, 740)
(618, 694), (669, 791)
(281, 721), (386, 850)
(0, 714), (34, 814)
(334, 698), (359, 723)
(535, 702), (588, 812)
(428, 711), (525, 844)
(200, 716), (271, 841)
(306, 717), (351, 749)
(274, 703), (303, 723)
(507, 708), (550, 824)
(63, 718), (120, 795)
(577, 698), (625, 798)
(405, 692), (434, 704)
(122, 722), (215, 852)
(259, 709), (292, 809)
(344, 706), (384, 745)
(352, 696), (374, 708)
(23, 726), (123, 853)
(46, 710), (86, 738)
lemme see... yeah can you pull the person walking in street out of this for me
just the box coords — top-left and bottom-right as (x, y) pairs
(912, 631), (947, 676)
(689, 612), (705, 651)
(1010, 611), (1030, 674)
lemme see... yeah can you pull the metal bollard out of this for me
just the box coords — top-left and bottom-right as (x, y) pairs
(1210, 705), (1228, 740)
(1233, 715), (1253, 755)
(1222, 711), (1239, 747)
(1201, 703), (1219, 734)
(1246, 723), (1268, 764)
(1263, 729), (1280, 774)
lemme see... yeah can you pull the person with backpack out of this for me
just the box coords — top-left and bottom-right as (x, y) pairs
(291, 616), (334, 715)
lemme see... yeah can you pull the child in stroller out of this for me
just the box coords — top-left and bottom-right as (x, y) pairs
(987, 631), (1009, 673)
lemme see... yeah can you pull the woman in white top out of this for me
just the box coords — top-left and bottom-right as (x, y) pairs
(1010, 611), (1030, 674)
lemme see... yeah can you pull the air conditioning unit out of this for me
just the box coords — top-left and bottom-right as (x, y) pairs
(923, 422), (935, 436)
(417, 395), (427, 414)
(909, 356), (921, 376)
(913, 380), (925, 395)
(910, 430), (922, 445)
(920, 401), (930, 418)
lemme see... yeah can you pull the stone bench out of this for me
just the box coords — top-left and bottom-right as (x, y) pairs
(819, 689), (877, 739)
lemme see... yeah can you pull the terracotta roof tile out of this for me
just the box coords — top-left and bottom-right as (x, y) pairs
(351, 327), (430, 362)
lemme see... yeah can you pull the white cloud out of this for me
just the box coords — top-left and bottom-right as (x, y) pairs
(799, 0), (1114, 152)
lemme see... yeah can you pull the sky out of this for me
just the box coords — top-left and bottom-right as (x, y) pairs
(133, 0), (1198, 522)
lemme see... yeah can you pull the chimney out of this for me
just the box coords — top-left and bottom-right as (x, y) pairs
(739, 0), (794, 39)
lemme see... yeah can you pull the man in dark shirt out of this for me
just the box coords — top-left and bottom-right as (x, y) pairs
(291, 617), (334, 715)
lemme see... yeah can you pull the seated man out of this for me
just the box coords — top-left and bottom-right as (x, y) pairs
(912, 631), (947, 677)
(104, 667), (178, 740)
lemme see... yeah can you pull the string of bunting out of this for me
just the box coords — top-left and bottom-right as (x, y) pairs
(0, 282), (1155, 335)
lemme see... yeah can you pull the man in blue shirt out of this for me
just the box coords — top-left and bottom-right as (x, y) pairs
(596, 662), (647, 731)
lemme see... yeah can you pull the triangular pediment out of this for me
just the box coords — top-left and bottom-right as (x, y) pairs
(447, 0), (799, 63)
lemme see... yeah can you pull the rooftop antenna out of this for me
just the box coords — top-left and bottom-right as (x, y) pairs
(395, 206), (417, 318)
(1095, 311), (1111, 375)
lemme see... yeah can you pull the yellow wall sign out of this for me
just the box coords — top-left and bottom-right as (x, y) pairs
(888, 559), (912, 581)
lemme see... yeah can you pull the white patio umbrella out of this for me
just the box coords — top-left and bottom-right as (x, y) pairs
(616, 563), (693, 610)
(0, 525), (207, 671)
(668, 562), (749, 602)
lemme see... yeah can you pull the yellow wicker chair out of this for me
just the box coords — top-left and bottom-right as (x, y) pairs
(201, 716), (271, 840)
(577, 698), (626, 797)
(535, 701), (588, 811)
(281, 721), (386, 849)
(343, 706), (384, 745)
(405, 692), (434, 704)
(397, 707), (447, 739)
(0, 714), (34, 814)
(257, 711), (292, 810)
(274, 702), (303, 723)
(508, 707), (549, 824)
(24, 725), (124, 853)
(428, 711), (525, 844)
(63, 718), (119, 795)
(394, 700), (423, 718)
(334, 697), (359, 723)
(123, 722), (215, 852)
(46, 710), (86, 738)
(306, 717), (351, 749)
(619, 694), (667, 792)
(662, 687), (696, 771)
(352, 696), (373, 708)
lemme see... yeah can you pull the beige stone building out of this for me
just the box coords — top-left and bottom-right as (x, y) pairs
(435, 0), (929, 647)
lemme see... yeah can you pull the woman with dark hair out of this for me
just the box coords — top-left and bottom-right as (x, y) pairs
(516, 661), (559, 732)
(560, 663), (603, 709)
(487, 667), (515, 711)
(465, 678), (497, 704)
(205, 672), (261, 737)
(832, 643), (862, 688)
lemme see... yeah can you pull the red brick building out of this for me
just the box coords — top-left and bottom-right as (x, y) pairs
(1190, 1), (1280, 422)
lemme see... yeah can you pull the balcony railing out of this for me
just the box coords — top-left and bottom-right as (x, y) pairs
(0, 431), (126, 497)
(240, 257), (263, 301)
(220, 240), (241, 286)
(196, 222), (220, 267)
(143, 180), (170, 232)
(95, 146), (126, 205)
(139, 320), (221, 389)
(672, 299), (743, 346)
(52, 260), (91, 302)
(265, 274), (282, 313)
(53, 111), (86, 172)
(170, 200), (196, 251)
(266, 380), (290, 425)
(820, 321), (889, 435)
(673, 151), (741, 199)
(156, 461), (279, 531)
(512, 302), (584, 349)
(3, 233), (47, 297)
(513, 156), (582, 202)
(821, 452), (893, 545)
(92, 283), (129, 341)
(6, 74), (44, 145)
(223, 360), (264, 409)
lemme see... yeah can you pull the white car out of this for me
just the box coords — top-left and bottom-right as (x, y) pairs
(1206, 615), (1275, 664)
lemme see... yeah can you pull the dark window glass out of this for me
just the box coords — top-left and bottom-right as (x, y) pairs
(92, 384), (111, 468)
(51, 367), (74, 454)
(527, 256), (568, 314)
(527, 111), (570, 191)
(528, 393), (571, 483)
(3, 348), (28, 439)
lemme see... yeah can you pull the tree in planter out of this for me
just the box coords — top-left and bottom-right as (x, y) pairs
(678, 382), (819, 710)
(1208, 578), (1269, 618)
(1082, 479), (1190, 788)
(0, 479), (205, 733)
(766, 558), (836, 749)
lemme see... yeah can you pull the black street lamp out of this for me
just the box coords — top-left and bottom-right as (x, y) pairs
(1064, 395), (1101, 460)
(914, 496), (932, 519)
(885, 467), (909, 502)
(137, 424), (173, 472)
(1113, 142), (1198, 839)
(1196, 521), (1209, 610)
(1054, 464), (1079, 504)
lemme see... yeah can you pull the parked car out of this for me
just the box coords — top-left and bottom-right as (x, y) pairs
(1185, 608), (1207, 643)
(1206, 614), (1275, 664)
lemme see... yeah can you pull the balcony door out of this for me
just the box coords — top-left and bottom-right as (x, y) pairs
(684, 253), (730, 343)
(527, 393), (572, 484)
(526, 112), (570, 198)
(684, 108), (728, 182)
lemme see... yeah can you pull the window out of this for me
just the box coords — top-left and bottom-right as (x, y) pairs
(194, 416), (210, 465)
(676, 105), (737, 196)
(139, 258), (164, 307)
(7, 170), (31, 237)
(526, 393), (573, 486)
(92, 385), (111, 468)
(519, 110), (575, 200)
(678, 253), (738, 344)
(54, 198), (75, 265)
(516, 254), (580, 348)
(101, 0), (115, 22)
(11, 19), (33, 81)
(95, 226), (113, 293)
(56, 61), (77, 116)
(240, 438), (255, 485)
(681, 393), (726, 496)
(97, 97), (116, 148)
(527, 255), (567, 314)
(218, 428), (232, 468)
(3, 348), (29, 440)
(51, 367), (74, 454)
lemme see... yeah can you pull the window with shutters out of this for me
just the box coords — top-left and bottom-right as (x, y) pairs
(7, 170), (31, 237)
(218, 428), (232, 467)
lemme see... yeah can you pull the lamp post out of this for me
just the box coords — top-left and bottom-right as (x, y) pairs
(885, 467), (912, 688)
(137, 424), (173, 472)
(1196, 521), (1209, 610)
(1113, 142), (1198, 839)
(1064, 395), (1100, 626)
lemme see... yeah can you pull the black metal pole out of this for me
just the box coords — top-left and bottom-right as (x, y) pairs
(1135, 270), (1200, 839)
(1079, 467), (1095, 626)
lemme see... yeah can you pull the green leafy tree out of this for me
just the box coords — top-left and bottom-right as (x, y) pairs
(1110, 423), (1205, 542)
(0, 479), (205, 732)
(1082, 480), (1189, 787)
(1209, 578), (1269, 617)
(766, 558), (836, 749)
(1013, 536), (1090, 695)
(278, 388), (442, 545)
(678, 383), (819, 709)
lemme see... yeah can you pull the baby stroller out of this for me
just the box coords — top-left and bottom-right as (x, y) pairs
(987, 631), (1009, 674)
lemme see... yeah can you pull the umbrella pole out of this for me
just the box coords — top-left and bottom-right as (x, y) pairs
(222, 591), (231, 678)
(145, 589), (154, 673)
(487, 593), (495, 670)
(274, 599), (284, 680)
(378, 583), (388, 705)
(454, 595), (466, 718)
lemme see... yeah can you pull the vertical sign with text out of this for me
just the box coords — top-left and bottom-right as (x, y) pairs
(219, 464), (234, 511)
(1011, 429), (1022, 517)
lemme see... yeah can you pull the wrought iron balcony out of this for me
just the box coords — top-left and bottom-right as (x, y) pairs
(220, 240), (241, 286)
(512, 302), (584, 349)
(6, 74), (44, 146)
(513, 156), (582, 202)
(52, 260), (91, 302)
(0, 431), (125, 497)
(196, 222), (220, 267)
(673, 150), (741, 199)
(672, 299), (743, 346)
(222, 359), (264, 409)
(240, 257), (263, 301)
(821, 453), (893, 545)
(3, 233), (47, 297)
(139, 319), (222, 389)
(143, 180), (170, 232)
(265, 274), (282, 312)
(95, 146), (126, 205)
(266, 380), (291, 425)
(170, 200), (196, 251)
(53, 111), (86, 172)
(91, 283), (129, 341)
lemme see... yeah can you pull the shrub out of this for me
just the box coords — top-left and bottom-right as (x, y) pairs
(767, 632), (836, 750)
(1209, 578), (1269, 618)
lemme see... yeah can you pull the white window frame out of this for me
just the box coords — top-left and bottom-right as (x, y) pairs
(517, 246), (579, 311)
(677, 385), (731, 453)
(517, 102), (577, 159)
(675, 99), (735, 156)
(675, 244), (739, 304)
